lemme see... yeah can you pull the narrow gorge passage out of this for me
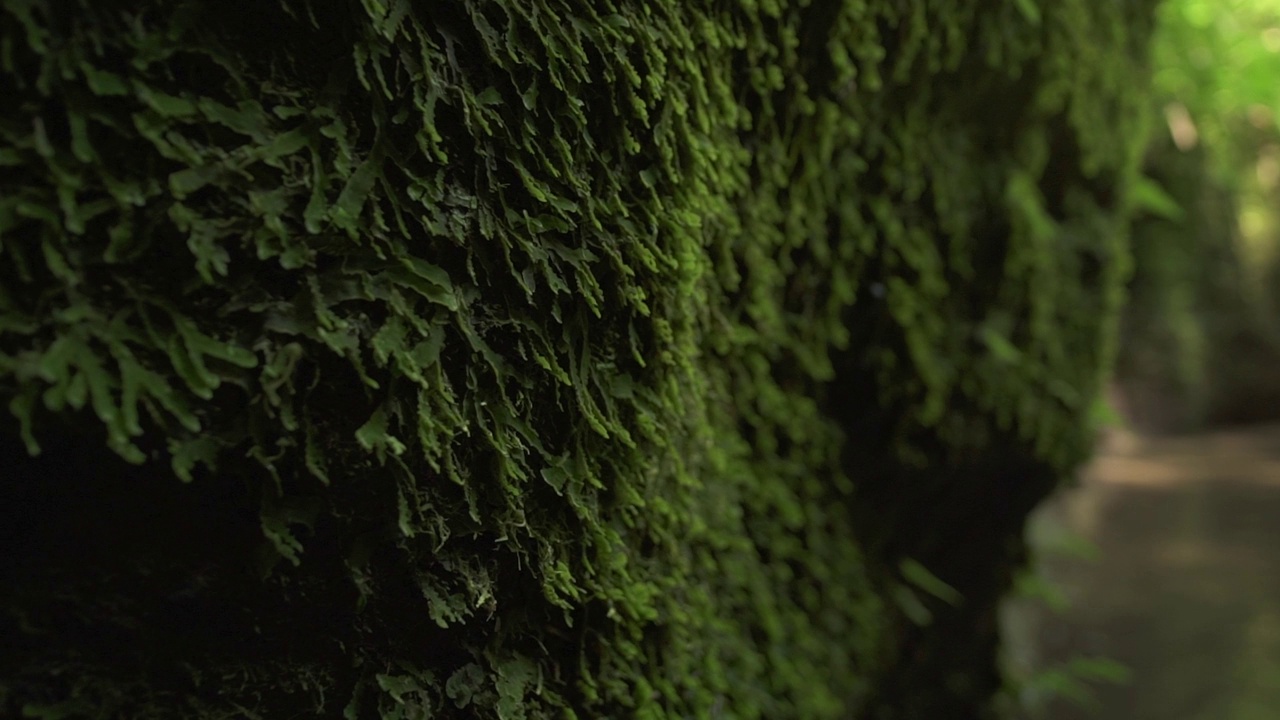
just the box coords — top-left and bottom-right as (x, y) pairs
(1016, 424), (1280, 720)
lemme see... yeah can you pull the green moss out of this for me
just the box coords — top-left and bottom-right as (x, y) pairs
(0, 0), (1156, 717)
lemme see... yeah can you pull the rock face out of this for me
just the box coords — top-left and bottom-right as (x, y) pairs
(0, 1), (1156, 718)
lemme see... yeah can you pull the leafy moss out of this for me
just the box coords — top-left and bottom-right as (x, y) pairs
(0, 0), (1156, 717)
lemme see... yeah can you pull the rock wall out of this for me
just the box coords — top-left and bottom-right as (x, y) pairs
(0, 1), (1157, 717)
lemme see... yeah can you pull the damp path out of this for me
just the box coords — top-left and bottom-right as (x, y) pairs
(1019, 424), (1280, 720)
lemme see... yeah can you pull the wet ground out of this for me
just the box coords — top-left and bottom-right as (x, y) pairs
(1006, 424), (1280, 719)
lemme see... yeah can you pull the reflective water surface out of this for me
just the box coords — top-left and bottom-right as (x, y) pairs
(1010, 424), (1280, 719)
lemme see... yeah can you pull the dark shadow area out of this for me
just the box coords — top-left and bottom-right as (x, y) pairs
(0, 414), (365, 716)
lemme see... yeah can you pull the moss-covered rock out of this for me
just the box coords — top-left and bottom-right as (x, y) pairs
(0, 0), (1156, 717)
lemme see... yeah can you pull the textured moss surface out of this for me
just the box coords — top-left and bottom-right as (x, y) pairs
(1, 1), (1155, 718)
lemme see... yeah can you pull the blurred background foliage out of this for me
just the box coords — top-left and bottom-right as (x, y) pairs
(1121, 0), (1280, 430)
(1003, 5), (1280, 714)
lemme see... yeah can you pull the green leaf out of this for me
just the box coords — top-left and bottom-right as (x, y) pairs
(134, 84), (199, 117)
(980, 325), (1022, 364)
(356, 404), (407, 459)
(1066, 656), (1132, 684)
(331, 139), (388, 230)
(172, 314), (258, 372)
(169, 435), (222, 482)
(198, 98), (270, 140)
(900, 558), (963, 606)
(1013, 0), (1042, 25)
(476, 87), (503, 106)
(445, 664), (487, 709)
(1012, 570), (1070, 612)
(375, 668), (434, 705)
(494, 656), (536, 720)
(393, 258), (457, 310)
(260, 512), (306, 567)
(1131, 174), (1184, 221)
(372, 315), (409, 366)
(40, 240), (77, 285)
(420, 581), (471, 628)
(9, 385), (41, 455)
(304, 415), (331, 484)
(1026, 668), (1094, 706)
(169, 167), (218, 198)
(1006, 171), (1056, 240)
(256, 127), (311, 165)
(81, 65), (130, 96)
(892, 585), (934, 626)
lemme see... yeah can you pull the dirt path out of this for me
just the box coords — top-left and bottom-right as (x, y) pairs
(1011, 424), (1280, 719)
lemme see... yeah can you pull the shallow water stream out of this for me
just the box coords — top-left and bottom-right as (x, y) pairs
(1007, 424), (1280, 719)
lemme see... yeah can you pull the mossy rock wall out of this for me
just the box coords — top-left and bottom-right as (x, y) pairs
(0, 1), (1155, 718)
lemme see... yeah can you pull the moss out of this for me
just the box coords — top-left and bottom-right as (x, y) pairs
(1, 0), (1156, 717)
